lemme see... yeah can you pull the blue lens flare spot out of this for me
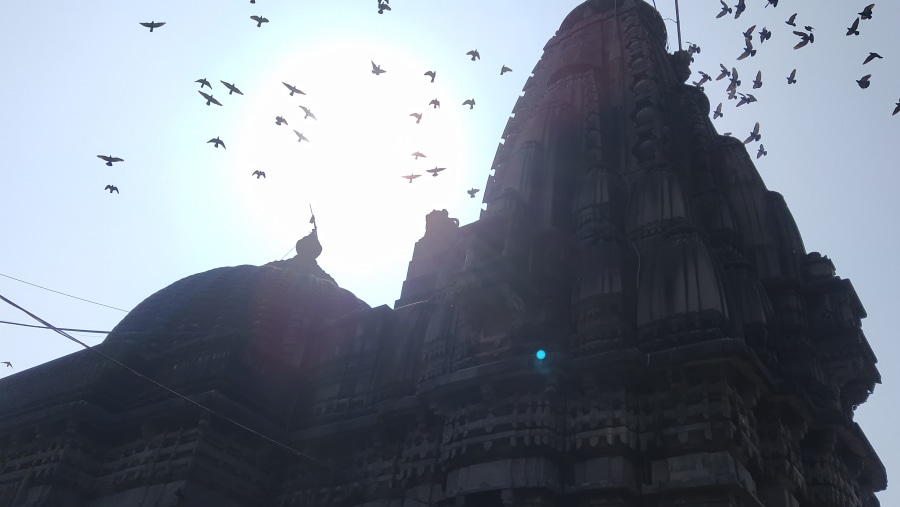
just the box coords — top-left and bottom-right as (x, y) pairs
(535, 349), (546, 360)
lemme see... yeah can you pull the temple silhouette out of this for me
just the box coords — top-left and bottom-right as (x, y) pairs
(0, 1), (886, 506)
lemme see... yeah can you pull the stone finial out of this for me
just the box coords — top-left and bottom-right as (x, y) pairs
(295, 228), (322, 261)
(424, 209), (460, 236)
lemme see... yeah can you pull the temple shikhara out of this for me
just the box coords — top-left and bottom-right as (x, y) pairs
(0, 1), (886, 505)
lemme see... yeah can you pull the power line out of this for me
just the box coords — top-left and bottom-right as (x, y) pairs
(0, 273), (128, 313)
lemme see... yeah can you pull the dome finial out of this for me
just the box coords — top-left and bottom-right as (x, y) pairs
(295, 205), (322, 260)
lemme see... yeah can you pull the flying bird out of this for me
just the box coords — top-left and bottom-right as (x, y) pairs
(847, 18), (861, 36)
(743, 122), (761, 144)
(252, 170), (266, 179)
(765, 0), (778, 7)
(378, 1), (391, 14)
(220, 81), (243, 95)
(863, 52), (883, 64)
(105, 185), (119, 194)
(727, 67), (741, 90)
(466, 49), (481, 61)
(859, 4), (875, 20)
(198, 90), (222, 106)
(734, 0), (746, 19)
(738, 40), (756, 60)
(757, 144), (767, 159)
(793, 31), (814, 49)
(429, 98), (441, 109)
(462, 98), (476, 109)
(293, 130), (309, 142)
(402, 174), (421, 183)
(893, 100), (900, 116)
(139, 21), (165, 32)
(426, 167), (446, 177)
(208, 136), (226, 149)
(743, 25), (756, 41)
(787, 69), (797, 84)
(424, 70), (436, 82)
(713, 103), (723, 119)
(299, 105), (316, 120)
(412, 151), (426, 160)
(467, 188), (480, 198)
(282, 82), (305, 96)
(250, 15), (269, 27)
(752, 71), (762, 89)
(857, 74), (872, 89)
(759, 27), (772, 43)
(736, 93), (757, 107)
(275, 116), (288, 125)
(371, 61), (386, 75)
(786, 13), (798, 26)
(1, 361), (11, 368)
(693, 71), (711, 87)
(715, 64), (730, 81)
(195, 78), (211, 89)
(409, 112), (422, 124)
(501, 65), (513, 75)
(97, 155), (124, 166)
(717, 1), (732, 19)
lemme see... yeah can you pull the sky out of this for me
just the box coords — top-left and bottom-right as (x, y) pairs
(1, 0), (898, 501)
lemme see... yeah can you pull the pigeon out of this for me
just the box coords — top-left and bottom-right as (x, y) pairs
(847, 18), (861, 36)
(208, 136), (226, 149)
(863, 52), (883, 65)
(402, 174), (421, 183)
(409, 113), (422, 124)
(857, 74), (872, 89)
(793, 31), (814, 49)
(293, 130), (309, 142)
(2, 361), (11, 368)
(787, 69), (797, 84)
(859, 4), (875, 20)
(694, 71), (711, 87)
(715, 64), (730, 81)
(462, 98), (476, 110)
(713, 103), (723, 119)
(198, 90), (222, 106)
(275, 116), (288, 125)
(377, 1), (391, 14)
(426, 167), (446, 177)
(282, 82), (305, 96)
(195, 78), (211, 89)
(738, 40), (757, 60)
(105, 185), (119, 194)
(220, 81), (243, 95)
(717, 1), (732, 19)
(734, 0), (746, 19)
(501, 65), (513, 75)
(139, 21), (165, 32)
(299, 105), (316, 120)
(97, 155), (124, 166)
(429, 98), (441, 109)
(893, 100), (900, 116)
(736, 93), (757, 107)
(752, 71), (762, 89)
(759, 27), (772, 43)
(743, 25), (756, 41)
(786, 13), (798, 26)
(687, 43), (701, 56)
(757, 144), (767, 159)
(371, 61), (386, 75)
(727, 67), (741, 90)
(250, 15), (269, 27)
(252, 170), (266, 179)
(466, 49), (481, 61)
(412, 151), (426, 160)
(765, 0), (778, 7)
(467, 188), (480, 198)
(424, 70), (436, 82)
(743, 122), (761, 144)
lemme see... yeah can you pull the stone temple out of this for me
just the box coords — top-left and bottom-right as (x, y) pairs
(0, 0), (886, 505)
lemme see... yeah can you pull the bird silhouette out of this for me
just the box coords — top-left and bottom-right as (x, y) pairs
(220, 81), (243, 95)
(893, 100), (900, 116)
(299, 105), (317, 120)
(250, 15), (269, 27)
(847, 18), (861, 36)
(743, 122), (761, 144)
(727, 67), (741, 90)
(793, 31), (814, 49)
(97, 155), (124, 166)
(859, 4), (875, 20)
(804, 25), (815, 32)
(467, 188), (480, 198)
(717, 1), (732, 19)
(195, 78), (211, 89)
(757, 144), (767, 159)
(409, 113), (422, 124)
(863, 52), (883, 64)
(752, 71), (762, 89)
(412, 151), (426, 160)
(786, 13), (797, 26)
(275, 116), (288, 125)
(402, 174), (421, 183)
(208, 136), (226, 149)
(429, 98), (441, 109)
(252, 170), (266, 179)
(293, 130), (309, 142)
(371, 61), (386, 75)
(738, 40), (756, 60)
(759, 27), (772, 43)
(377, 1), (391, 14)
(198, 91), (222, 106)
(462, 99), (476, 109)
(743, 25), (756, 41)
(734, 0), (746, 19)
(282, 82), (305, 96)
(424, 70), (436, 82)
(766, 0), (778, 7)
(139, 21), (165, 32)
(857, 74), (872, 89)
(787, 69), (797, 84)
(694, 71), (711, 87)
(105, 185), (119, 194)
(2, 361), (12, 368)
(500, 65), (513, 75)
(713, 103), (723, 119)
(716, 64), (731, 81)
(466, 50), (480, 61)
(426, 167), (446, 177)
(736, 93), (757, 107)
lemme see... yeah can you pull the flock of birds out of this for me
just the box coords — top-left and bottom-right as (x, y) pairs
(698, 1), (895, 161)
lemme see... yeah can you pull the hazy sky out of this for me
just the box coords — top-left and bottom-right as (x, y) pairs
(1, 0), (897, 501)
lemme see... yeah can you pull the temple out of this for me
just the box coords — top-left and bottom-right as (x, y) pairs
(0, 1), (886, 506)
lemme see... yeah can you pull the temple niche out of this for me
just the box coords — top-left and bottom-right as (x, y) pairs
(0, 1), (885, 506)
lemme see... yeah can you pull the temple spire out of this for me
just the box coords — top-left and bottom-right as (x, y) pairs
(295, 205), (322, 261)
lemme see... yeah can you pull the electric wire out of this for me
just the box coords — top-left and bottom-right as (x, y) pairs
(0, 272), (129, 312)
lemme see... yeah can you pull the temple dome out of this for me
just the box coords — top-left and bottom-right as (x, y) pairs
(559, 0), (666, 44)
